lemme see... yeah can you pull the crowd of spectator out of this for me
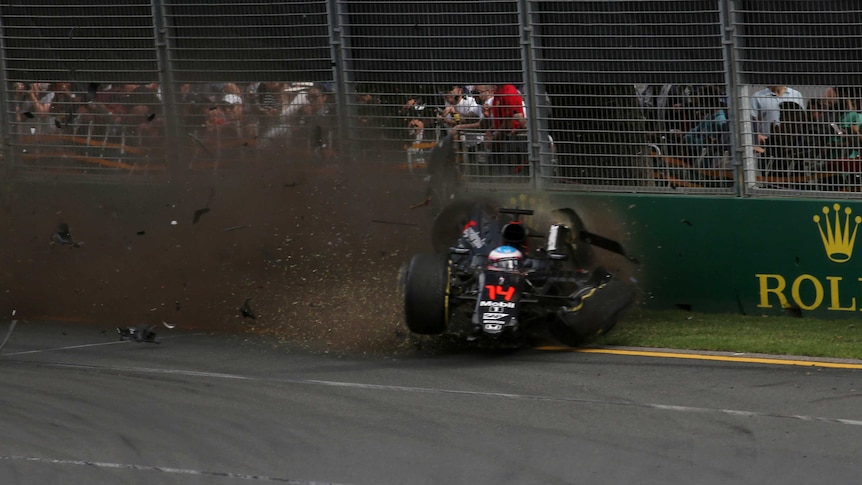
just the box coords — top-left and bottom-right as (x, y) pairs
(8, 81), (336, 160)
(637, 84), (862, 181)
(374, 83), (528, 170)
(636, 83), (730, 170)
(11, 81), (163, 143)
(14, 80), (859, 185)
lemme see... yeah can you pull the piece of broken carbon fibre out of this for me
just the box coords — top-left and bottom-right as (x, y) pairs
(117, 324), (161, 344)
(51, 223), (83, 248)
(240, 298), (256, 319)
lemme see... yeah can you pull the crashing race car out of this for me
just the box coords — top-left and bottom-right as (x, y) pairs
(403, 203), (635, 348)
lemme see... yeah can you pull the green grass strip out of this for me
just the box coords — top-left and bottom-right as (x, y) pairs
(594, 308), (862, 360)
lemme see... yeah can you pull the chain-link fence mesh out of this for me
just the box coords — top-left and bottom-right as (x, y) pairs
(1, 1), (861, 196)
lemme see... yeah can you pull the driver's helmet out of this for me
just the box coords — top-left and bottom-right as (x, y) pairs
(487, 245), (524, 271)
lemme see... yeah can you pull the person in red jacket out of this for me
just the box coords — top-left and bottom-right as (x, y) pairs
(492, 84), (526, 132)
(490, 84), (528, 170)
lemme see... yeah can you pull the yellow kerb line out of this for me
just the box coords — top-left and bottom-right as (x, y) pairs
(536, 346), (862, 370)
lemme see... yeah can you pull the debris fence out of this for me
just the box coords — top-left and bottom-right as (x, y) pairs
(1, 1), (860, 197)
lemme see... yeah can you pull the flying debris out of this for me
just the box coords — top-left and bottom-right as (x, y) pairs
(193, 187), (215, 224)
(192, 207), (210, 224)
(162, 321), (176, 329)
(63, 111), (77, 127)
(51, 223), (83, 247)
(117, 324), (161, 344)
(240, 298), (256, 319)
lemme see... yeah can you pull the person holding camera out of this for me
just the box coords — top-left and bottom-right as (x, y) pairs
(438, 86), (483, 164)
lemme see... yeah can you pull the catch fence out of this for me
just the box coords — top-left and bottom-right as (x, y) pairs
(1, 0), (860, 197)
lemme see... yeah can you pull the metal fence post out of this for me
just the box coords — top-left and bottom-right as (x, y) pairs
(151, 0), (179, 179)
(720, 0), (744, 196)
(0, 12), (11, 178)
(519, 0), (540, 191)
(327, 0), (349, 161)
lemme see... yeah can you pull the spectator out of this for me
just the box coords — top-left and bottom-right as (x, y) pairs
(401, 96), (431, 144)
(833, 95), (862, 159)
(805, 98), (842, 161)
(637, 84), (695, 136)
(129, 104), (162, 145)
(259, 83), (331, 152)
(475, 84), (495, 108)
(490, 83), (527, 168)
(819, 86), (842, 124)
(204, 104), (227, 134)
(257, 82), (286, 116)
(279, 83), (329, 120)
(222, 83), (242, 96)
(474, 85), (496, 153)
(436, 85), (481, 132)
(49, 82), (82, 132)
(355, 91), (384, 143)
(437, 86), (483, 164)
(762, 101), (812, 172)
(11, 82), (31, 127)
(254, 82), (286, 139)
(682, 86), (729, 167)
(28, 82), (54, 133)
(751, 85), (805, 152)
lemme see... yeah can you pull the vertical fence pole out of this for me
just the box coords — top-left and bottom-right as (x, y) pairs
(0, 12), (11, 178)
(518, 0), (540, 190)
(327, 0), (349, 162)
(720, 0), (744, 196)
(151, 0), (179, 179)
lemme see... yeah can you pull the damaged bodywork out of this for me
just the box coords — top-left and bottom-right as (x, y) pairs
(403, 202), (635, 348)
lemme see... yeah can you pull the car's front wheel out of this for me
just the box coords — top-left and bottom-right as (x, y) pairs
(404, 253), (450, 335)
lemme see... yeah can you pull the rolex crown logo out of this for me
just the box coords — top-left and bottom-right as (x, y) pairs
(813, 203), (862, 263)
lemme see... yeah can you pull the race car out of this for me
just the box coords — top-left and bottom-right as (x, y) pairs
(402, 202), (635, 348)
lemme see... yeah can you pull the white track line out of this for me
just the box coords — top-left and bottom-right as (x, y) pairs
(3, 340), (130, 355)
(17, 360), (862, 428)
(0, 455), (349, 484)
(299, 378), (862, 427)
(1, 332), (207, 356)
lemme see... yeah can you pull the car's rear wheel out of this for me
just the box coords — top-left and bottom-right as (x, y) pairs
(404, 253), (450, 335)
(549, 269), (634, 346)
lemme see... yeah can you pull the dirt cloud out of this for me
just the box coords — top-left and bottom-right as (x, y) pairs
(0, 156), (435, 354)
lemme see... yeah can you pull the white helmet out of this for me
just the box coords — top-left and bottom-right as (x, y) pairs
(487, 245), (524, 271)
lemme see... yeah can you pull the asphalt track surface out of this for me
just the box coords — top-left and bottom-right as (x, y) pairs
(2, 321), (861, 485)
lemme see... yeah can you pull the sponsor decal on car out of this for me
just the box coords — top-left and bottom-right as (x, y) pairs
(484, 284), (516, 301)
(479, 301), (516, 308)
(482, 312), (508, 320)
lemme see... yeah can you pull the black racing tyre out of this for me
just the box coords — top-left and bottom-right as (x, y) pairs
(404, 253), (450, 335)
(549, 271), (635, 346)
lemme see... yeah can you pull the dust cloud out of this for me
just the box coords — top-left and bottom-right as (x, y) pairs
(0, 153), (436, 355)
